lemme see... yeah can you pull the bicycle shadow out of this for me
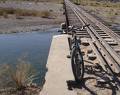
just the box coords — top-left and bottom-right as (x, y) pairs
(67, 64), (119, 95)
(67, 77), (97, 95)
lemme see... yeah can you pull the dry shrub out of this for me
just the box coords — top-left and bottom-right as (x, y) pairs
(10, 59), (37, 90)
(15, 9), (38, 17)
(3, 12), (8, 18)
(0, 58), (39, 95)
(0, 8), (51, 18)
(0, 8), (15, 17)
(0, 8), (15, 14)
(40, 11), (51, 18)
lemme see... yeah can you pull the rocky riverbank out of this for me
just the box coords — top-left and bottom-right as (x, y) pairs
(0, 1), (64, 34)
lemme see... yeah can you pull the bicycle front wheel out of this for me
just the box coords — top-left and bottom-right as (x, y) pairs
(71, 47), (84, 82)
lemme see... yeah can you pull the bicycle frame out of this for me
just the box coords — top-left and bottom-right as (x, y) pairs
(67, 25), (89, 82)
(68, 30), (84, 82)
(69, 31), (81, 52)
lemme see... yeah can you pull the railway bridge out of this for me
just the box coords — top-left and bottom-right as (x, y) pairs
(40, 0), (120, 95)
(64, 0), (120, 77)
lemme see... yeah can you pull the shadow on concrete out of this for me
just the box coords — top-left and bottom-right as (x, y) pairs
(67, 77), (97, 95)
(67, 64), (120, 95)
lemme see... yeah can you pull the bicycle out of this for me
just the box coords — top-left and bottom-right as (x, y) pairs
(68, 25), (89, 82)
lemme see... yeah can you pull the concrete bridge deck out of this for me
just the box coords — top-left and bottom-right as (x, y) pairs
(40, 34), (77, 95)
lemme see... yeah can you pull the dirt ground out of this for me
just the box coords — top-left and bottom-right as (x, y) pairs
(81, 5), (120, 31)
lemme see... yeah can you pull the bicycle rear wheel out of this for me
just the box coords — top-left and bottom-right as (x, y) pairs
(71, 47), (84, 82)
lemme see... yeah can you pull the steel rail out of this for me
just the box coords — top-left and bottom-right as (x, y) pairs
(74, 4), (120, 43)
(74, 6), (120, 65)
(71, 7), (120, 73)
(63, 1), (69, 32)
(88, 40), (115, 74)
(65, 0), (120, 74)
(66, 0), (120, 64)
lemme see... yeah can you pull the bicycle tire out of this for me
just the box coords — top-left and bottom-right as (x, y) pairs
(71, 47), (84, 82)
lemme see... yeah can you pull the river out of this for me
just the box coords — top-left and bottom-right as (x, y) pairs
(0, 28), (59, 86)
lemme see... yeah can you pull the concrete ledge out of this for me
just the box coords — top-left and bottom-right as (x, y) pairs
(40, 35), (76, 95)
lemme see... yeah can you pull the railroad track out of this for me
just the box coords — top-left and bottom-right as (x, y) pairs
(64, 0), (120, 89)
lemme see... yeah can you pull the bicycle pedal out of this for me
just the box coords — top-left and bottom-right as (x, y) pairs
(67, 55), (71, 58)
(96, 78), (112, 85)
(97, 79), (106, 85)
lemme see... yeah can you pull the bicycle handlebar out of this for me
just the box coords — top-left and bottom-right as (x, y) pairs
(68, 24), (90, 32)
(68, 26), (80, 31)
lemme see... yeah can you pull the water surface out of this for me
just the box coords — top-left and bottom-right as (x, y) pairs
(0, 28), (59, 85)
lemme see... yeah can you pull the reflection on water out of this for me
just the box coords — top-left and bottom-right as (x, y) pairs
(0, 28), (59, 86)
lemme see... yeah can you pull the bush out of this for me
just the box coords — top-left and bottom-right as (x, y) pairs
(0, 8), (52, 18)
(15, 9), (37, 17)
(0, 9), (4, 16)
(0, 58), (40, 95)
(3, 12), (8, 18)
(40, 11), (51, 18)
